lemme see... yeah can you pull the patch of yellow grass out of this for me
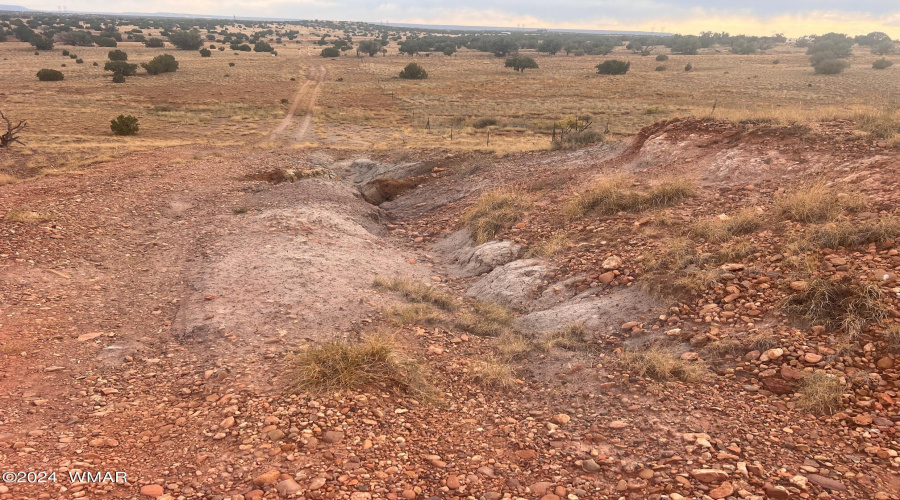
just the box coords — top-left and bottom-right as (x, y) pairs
(288, 334), (431, 397)
(5, 208), (54, 223)
(690, 208), (764, 243)
(527, 233), (568, 258)
(384, 303), (444, 325)
(455, 301), (515, 337)
(775, 184), (866, 223)
(493, 331), (533, 360)
(566, 176), (693, 218)
(0, 174), (18, 186)
(798, 372), (845, 414)
(470, 356), (518, 390)
(460, 188), (528, 244)
(619, 344), (707, 383)
(373, 276), (459, 311)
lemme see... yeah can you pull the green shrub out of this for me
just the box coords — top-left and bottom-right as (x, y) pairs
(94, 37), (117, 47)
(75, 58), (83, 64)
(655, 54), (668, 61)
(110, 115), (139, 135)
(596, 60), (630, 75)
(62, 49), (70, 56)
(142, 54), (178, 75)
(253, 41), (273, 52)
(873, 58), (893, 69)
(36, 68), (63, 81)
(473, 117), (498, 129)
(655, 65), (666, 71)
(167, 29), (203, 50)
(684, 63), (693, 71)
(399, 62), (428, 79)
(108, 49), (128, 61)
(813, 58), (849, 74)
(29, 36), (53, 50)
(199, 48), (211, 57)
(111, 73), (125, 83)
(320, 46), (340, 57)
(504, 54), (538, 72)
(228, 62), (235, 67)
(145, 38), (164, 48)
(104, 60), (137, 76)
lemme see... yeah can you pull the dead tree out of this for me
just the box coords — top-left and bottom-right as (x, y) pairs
(0, 111), (26, 148)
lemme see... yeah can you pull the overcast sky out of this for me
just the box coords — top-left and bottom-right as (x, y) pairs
(25, 0), (900, 37)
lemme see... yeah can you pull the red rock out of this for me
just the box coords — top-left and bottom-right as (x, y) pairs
(140, 485), (164, 498)
(690, 469), (728, 483)
(710, 481), (734, 499)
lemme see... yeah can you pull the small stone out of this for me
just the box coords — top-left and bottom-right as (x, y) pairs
(253, 470), (281, 486)
(608, 420), (628, 429)
(807, 474), (847, 491)
(309, 477), (326, 490)
(322, 430), (344, 443)
(582, 459), (601, 472)
(221, 416), (235, 429)
(877, 357), (894, 369)
(764, 484), (790, 499)
(276, 479), (302, 496)
(140, 484), (164, 498)
(551, 413), (570, 425)
(602, 255), (623, 270)
(680, 352), (699, 361)
(709, 482), (734, 499)
(763, 348), (784, 360)
(516, 449), (536, 459)
(530, 482), (553, 495)
(446, 474), (460, 490)
(804, 353), (823, 363)
(690, 469), (728, 483)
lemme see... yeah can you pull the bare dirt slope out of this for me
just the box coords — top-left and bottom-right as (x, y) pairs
(2, 119), (900, 500)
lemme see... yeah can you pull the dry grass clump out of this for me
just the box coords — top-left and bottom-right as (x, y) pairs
(805, 217), (900, 249)
(470, 356), (519, 389)
(797, 372), (845, 414)
(542, 323), (588, 350)
(619, 344), (707, 383)
(716, 236), (758, 263)
(384, 303), (444, 325)
(455, 301), (515, 337)
(781, 277), (888, 337)
(0, 174), (18, 186)
(855, 109), (900, 140)
(373, 277), (458, 311)
(527, 233), (568, 258)
(642, 238), (722, 297)
(747, 332), (779, 352)
(460, 188), (527, 244)
(883, 324), (900, 354)
(288, 335), (431, 397)
(5, 208), (54, 223)
(567, 177), (693, 218)
(690, 208), (764, 243)
(775, 184), (866, 223)
(494, 331), (533, 360)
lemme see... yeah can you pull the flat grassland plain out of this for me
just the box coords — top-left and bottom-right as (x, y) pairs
(1, 23), (898, 180)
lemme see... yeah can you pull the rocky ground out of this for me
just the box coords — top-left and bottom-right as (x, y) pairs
(2, 119), (900, 500)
